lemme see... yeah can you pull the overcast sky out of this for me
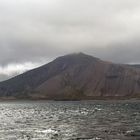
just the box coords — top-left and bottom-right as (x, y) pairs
(0, 0), (140, 81)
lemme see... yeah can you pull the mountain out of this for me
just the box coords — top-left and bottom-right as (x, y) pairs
(0, 53), (140, 100)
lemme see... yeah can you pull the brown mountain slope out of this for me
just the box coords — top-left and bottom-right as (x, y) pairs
(0, 53), (140, 100)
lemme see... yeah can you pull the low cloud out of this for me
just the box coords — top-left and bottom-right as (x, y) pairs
(0, 62), (43, 81)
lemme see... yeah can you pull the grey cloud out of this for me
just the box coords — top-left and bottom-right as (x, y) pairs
(0, 0), (140, 81)
(84, 38), (140, 64)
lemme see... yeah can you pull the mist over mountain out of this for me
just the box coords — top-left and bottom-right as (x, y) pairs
(0, 53), (140, 100)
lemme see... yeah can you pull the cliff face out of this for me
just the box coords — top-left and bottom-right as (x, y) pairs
(0, 53), (140, 100)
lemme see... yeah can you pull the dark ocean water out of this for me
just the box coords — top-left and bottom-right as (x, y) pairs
(0, 100), (139, 140)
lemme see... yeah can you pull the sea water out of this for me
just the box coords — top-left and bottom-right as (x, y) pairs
(0, 100), (139, 140)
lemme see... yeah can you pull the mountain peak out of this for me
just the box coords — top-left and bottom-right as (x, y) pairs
(61, 52), (98, 58)
(54, 52), (99, 65)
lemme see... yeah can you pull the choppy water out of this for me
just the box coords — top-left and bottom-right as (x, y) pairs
(0, 100), (139, 140)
